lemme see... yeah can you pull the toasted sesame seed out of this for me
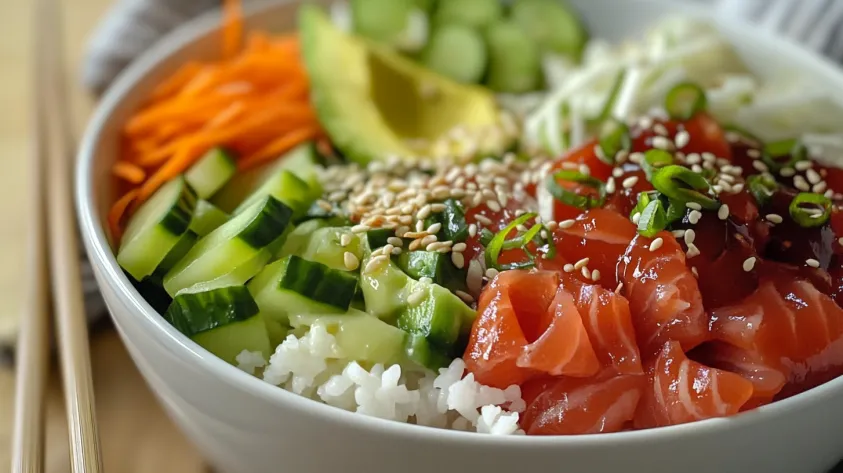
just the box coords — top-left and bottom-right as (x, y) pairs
(686, 202), (702, 211)
(427, 222), (442, 234)
(545, 220), (558, 231)
(559, 219), (576, 229)
(653, 123), (669, 136)
(487, 200), (502, 212)
(468, 223), (478, 237)
(420, 234), (438, 246)
(686, 243), (700, 258)
(340, 233), (353, 247)
(765, 214), (783, 224)
(718, 174), (736, 184)
(747, 148), (761, 159)
(391, 247), (402, 255)
(779, 167), (796, 177)
(684, 229), (696, 245)
(742, 257), (757, 272)
(839, 237), (843, 246)
(430, 203), (447, 212)
(674, 130), (690, 149)
(650, 237), (664, 252)
(387, 236), (404, 247)
(467, 261), (483, 293)
(732, 183), (744, 193)
(415, 220), (425, 232)
(351, 224), (371, 233)
(718, 204), (730, 221)
(581, 266), (591, 278)
(806, 258), (820, 268)
(407, 290), (426, 307)
(451, 251), (465, 269)
(688, 210), (702, 224)
(563, 264), (575, 273)
(622, 176), (639, 189)
(606, 178), (616, 194)
(651, 136), (673, 150)
(806, 168), (822, 184)
(612, 167), (625, 178)
(343, 252), (360, 270)
(702, 152), (717, 163)
(453, 242), (467, 252)
(795, 160), (813, 171)
(574, 257), (590, 270)
(827, 189), (836, 199)
(364, 255), (389, 274)
(628, 152), (645, 164)
(592, 269), (601, 281)
(475, 214), (493, 226)
(408, 239), (422, 251)
(632, 212), (641, 224)
(485, 268), (499, 279)
(813, 182), (828, 194)
(594, 145), (607, 163)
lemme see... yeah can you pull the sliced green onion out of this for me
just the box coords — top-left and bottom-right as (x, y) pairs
(598, 119), (631, 164)
(664, 199), (687, 223)
(789, 192), (832, 227)
(641, 149), (674, 180)
(761, 138), (807, 171)
(485, 213), (537, 271)
(637, 200), (668, 237)
(479, 228), (495, 246)
(630, 191), (657, 222)
(665, 82), (707, 120)
(651, 165), (719, 210)
(546, 171), (606, 210)
(747, 174), (778, 207)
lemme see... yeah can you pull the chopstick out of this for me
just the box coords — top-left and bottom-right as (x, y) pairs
(25, 0), (104, 471)
(10, 0), (54, 470)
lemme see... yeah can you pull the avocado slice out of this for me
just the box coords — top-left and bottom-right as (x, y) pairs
(299, 5), (507, 164)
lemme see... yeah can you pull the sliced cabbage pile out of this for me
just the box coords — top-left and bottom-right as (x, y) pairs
(517, 17), (843, 163)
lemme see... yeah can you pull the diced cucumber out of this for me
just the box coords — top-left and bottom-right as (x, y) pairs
(298, 227), (365, 271)
(148, 230), (198, 285)
(278, 219), (333, 257)
(398, 279), (470, 348)
(425, 198), (468, 242)
(510, 0), (588, 61)
(484, 20), (542, 94)
(393, 250), (467, 293)
(404, 334), (451, 370)
(184, 148), (236, 199)
(351, 0), (413, 43)
(234, 170), (313, 220)
(117, 176), (197, 281)
(366, 229), (394, 250)
(421, 24), (487, 84)
(131, 277), (173, 315)
(264, 317), (290, 348)
(248, 255), (359, 325)
(189, 200), (230, 237)
(360, 256), (414, 321)
(413, 0), (436, 13)
(433, 0), (502, 28)
(163, 196), (292, 296)
(290, 309), (407, 364)
(164, 286), (270, 364)
(211, 142), (322, 214)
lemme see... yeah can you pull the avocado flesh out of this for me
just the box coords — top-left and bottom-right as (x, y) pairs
(299, 5), (503, 163)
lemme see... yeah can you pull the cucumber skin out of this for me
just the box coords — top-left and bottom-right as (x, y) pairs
(191, 315), (271, 365)
(164, 286), (259, 338)
(275, 255), (359, 311)
(237, 196), (294, 249)
(185, 147), (237, 199)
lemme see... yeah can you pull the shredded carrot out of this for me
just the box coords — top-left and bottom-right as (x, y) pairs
(107, 1), (322, 241)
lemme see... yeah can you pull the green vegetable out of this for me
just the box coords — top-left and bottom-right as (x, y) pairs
(184, 148), (236, 199)
(510, 0), (588, 60)
(747, 174), (778, 207)
(651, 165), (718, 210)
(789, 192), (832, 227)
(421, 24), (488, 84)
(636, 199), (668, 237)
(546, 170), (606, 210)
(351, 0), (413, 43)
(641, 149), (674, 180)
(189, 200), (230, 237)
(433, 0), (502, 28)
(762, 138), (807, 172)
(425, 198), (468, 242)
(484, 212), (537, 271)
(598, 119), (631, 164)
(596, 69), (626, 123)
(665, 82), (707, 120)
(484, 20), (541, 93)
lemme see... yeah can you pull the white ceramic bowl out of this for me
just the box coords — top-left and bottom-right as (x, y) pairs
(77, 1), (843, 472)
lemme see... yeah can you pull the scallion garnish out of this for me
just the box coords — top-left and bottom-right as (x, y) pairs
(546, 170), (606, 210)
(723, 124), (762, 146)
(747, 174), (778, 207)
(789, 192), (832, 227)
(641, 149), (674, 179)
(665, 82), (707, 120)
(761, 138), (807, 171)
(598, 119), (632, 164)
(637, 199), (668, 237)
(484, 213), (538, 271)
(651, 165), (719, 210)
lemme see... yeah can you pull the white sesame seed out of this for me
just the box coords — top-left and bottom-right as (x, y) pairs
(686, 243), (700, 258)
(581, 266), (591, 278)
(612, 167), (625, 178)
(806, 258), (820, 268)
(807, 168), (822, 184)
(485, 268), (499, 279)
(364, 255), (389, 274)
(574, 257), (590, 270)
(351, 224), (371, 233)
(685, 153), (701, 165)
(606, 178), (616, 194)
(420, 234), (438, 246)
(827, 189), (836, 199)
(688, 210), (702, 224)
(563, 264), (575, 273)
(686, 202), (702, 211)
(559, 219), (576, 229)
(813, 182), (828, 194)
(747, 149), (761, 159)
(427, 222), (442, 234)
(765, 214), (783, 224)
(632, 212), (641, 224)
(741, 256), (757, 272)
(487, 200), (502, 212)
(467, 261), (483, 294)
(415, 220), (425, 232)
(718, 204), (729, 221)
(674, 130), (690, 149)
(382, 244), (395, 256)
(340, 233), (353, 247)
(456, 290), (475, 304)
(391, 247), (402, 255)
(451, 251), (465, 269)
(684, 229), (696, 245)
(343, 252), (360, 270)
(672, 229), (686, 238)
(691, 266), (699, 277)
(579, 164), (591, 176)
(650, 237), (664, 252)
(628, 152), (645, 164)
(622, 176), (639, 189)
(430, 203), (447, 212)
(387, 236), (404, 247)
(639, 116), (653, 129)
(615, 282), (624, 293)
(651, 136), (673, 150)
(420, 277), (433, 284)
(468, 223), (477, 237)
(593, 145), (606, 163)
(795, 160), (813, 171)
(475, 214), (493, 226)
(732, 183), (744, 193)
(793, 176), (810, 191)
(779, 167), (796, 177)
(750, 161), (768, 173)
(691, 164), (704, 173)
(407, 290), (426, 306)
(653, 123), (669, 136)
(545, 220), (558, 231)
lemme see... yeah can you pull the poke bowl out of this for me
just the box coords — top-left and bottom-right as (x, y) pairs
(76, 0), (843, 472)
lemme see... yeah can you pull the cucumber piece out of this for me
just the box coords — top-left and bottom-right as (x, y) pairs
(264, 317), (290, 348)
(189, 200), (230, 237)
(350, 0), (413, 43)
(366, 228), (394, 250)
(433, 0), (502, 28)
(148, 230), (198, 285)
(421, 24), (487, 84)
(359, 256), (413, 321)
(248, 255), (359, 325)
(290, 309), (407, 364)
(163, 196), (292, 296)
(425, 198), (468, 242)
(211, 143), (322, 214)
(131, 277), (173, 315)
(278, 219), (334, 257)
(405, 334), (451, 370)
(184, 148), (236, 199)
(298, 227), (365, 271)
(484, 20), (542, 94)
(510, 0), (588, 61)
(393, 250), (467, 293)
(234, 170), (313, 219)
(398, 279), (468, 348)
(413, 0), (436, 13)
(164, 286), (270, 364)
(117, 176), (197, 281)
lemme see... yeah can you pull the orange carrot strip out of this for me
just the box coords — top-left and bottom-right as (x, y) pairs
(108, 189), (139, 242)
(222, 0), (243, 59)
(112, 161), (147, 184)
(148, 62), (204, 102)
(238, 126), (320, 171)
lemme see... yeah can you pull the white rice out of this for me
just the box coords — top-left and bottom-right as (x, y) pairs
(238, 325), (526, 435)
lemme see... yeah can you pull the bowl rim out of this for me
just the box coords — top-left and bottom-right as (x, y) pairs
(76, 0), (843, 447)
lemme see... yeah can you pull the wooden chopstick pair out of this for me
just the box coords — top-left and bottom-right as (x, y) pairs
(11, 0), (104, 471)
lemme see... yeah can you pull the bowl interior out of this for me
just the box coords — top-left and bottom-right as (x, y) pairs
(77, 0), (843, 445)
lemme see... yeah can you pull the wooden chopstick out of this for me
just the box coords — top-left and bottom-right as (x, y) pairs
(10, 0), (54, 470)
(40, 0), (105, 470)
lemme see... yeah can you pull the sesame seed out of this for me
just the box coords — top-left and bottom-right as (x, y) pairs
(559, 219), (576, 229)
(545, 221), (558, 231)
(467, 261), (483, 294)
(685, 153), (701, 165)
(827, 189), (836, 199)
(427, 222), (442, 234)
(747, 149), (761, 159)
(795, 160), (813, 171)
(612, 167), (625, 178)
(632, 212), (641, 224)
(453, 242), (467, 252)
(594, 145), (607, 163)
(650, 237), (664, 252)
(579, 164), (591, 176)
(673, 229), (686, 238)
(364, 255), (389, 274)
(387, 237), (404, 247)
(343, 252), (360, 270)
(487, 200), (502, 212)
(628, 152), (645, 164)
(806, 258), (820, 268)
(475, 214), (493, 226)
(839, 237), (843, 246)
(691, 164), (704, 173)
(653, 123), (669, 136)
(688, 210), (702, 224)
(574, 257), (590, 270)
(407, 290), (426, 307)
(622, 176), (639, 189)
(806, 169), (822, 184)
(718, 204), (729, 220)
(674, 130), (690, 149)
(430, 203), (447, 212)
(691, 266), (699, 277)
(451, 251), (465, 269)
(732, 183), (744, 193)
(420, 234), (438, 246)
(686, 243), (700, 258)
(485, 268), (499, 279)
(391, 247), (402, 255)
(686, 202), (702, 211)
(813, 182), (828, 194)
(468, 223), (478, 237)
(340, 233), (353, 247)
(408, 239), (422, 251)
(765, 214), (783, 224)
(419, 277), (433, 284)
(742, 257), (757, 272)
(639, 116), (653, 129)
(606, 178), (616, 194)
(684, 229), (696, 245)
(651, 136), (673, 150)
(779, 167), (796, 177)
(581, 266), (591, 278)
(718, 174), (736, 184)
(351, 224), (371, 233)
(563, 264), (575, 273)
(456, 290), (475, 304)
(592, 269), (601, 281)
